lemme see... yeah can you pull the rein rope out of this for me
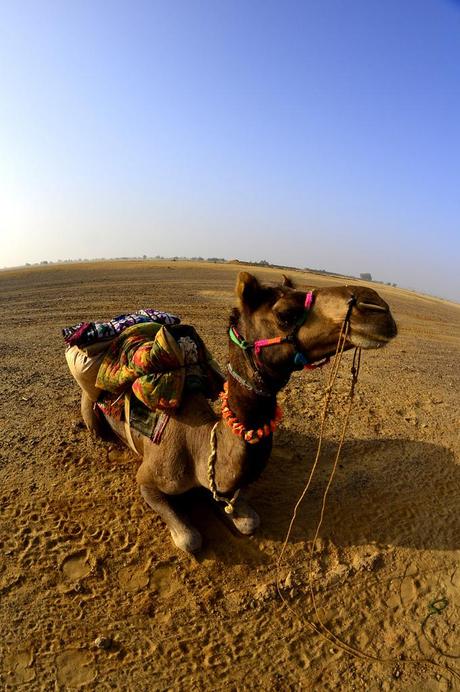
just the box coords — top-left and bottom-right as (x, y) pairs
(275, 315), (460, 685)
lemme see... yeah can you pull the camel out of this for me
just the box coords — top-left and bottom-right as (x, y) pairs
(80, 272), (397, 552)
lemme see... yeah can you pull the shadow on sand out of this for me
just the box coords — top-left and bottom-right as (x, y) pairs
(183, 431), (459, 565)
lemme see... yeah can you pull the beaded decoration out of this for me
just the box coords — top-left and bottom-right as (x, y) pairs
(219, 382), (282, 444)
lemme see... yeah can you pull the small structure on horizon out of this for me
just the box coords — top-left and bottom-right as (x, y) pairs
(360, 272), (373, 281)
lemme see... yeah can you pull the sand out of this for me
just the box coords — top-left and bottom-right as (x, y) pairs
(1, 260), (459, 690)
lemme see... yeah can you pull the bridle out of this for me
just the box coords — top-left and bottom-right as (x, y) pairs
(229, 290), (357, 377)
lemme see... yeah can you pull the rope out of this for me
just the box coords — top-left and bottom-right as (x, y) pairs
(275, 316), (460, 684)
(422, 598), (460, 660)
(207, 421), (239, 514)
(276, 316), (352, 570)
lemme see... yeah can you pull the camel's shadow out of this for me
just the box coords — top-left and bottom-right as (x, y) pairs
(186, 431), (459, 565)
(256, 430), (459, 551)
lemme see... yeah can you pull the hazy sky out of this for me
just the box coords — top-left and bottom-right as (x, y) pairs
(1, 1), (459, 302)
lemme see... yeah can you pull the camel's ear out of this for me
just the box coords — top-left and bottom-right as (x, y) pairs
(282, 274), (295, 288)
(236, 272), (263, 310)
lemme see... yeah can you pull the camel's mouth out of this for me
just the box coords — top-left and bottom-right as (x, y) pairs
(348, 329), (395, 350)
(347, 303), (398, 350)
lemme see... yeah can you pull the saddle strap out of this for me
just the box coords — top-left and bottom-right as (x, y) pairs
(124, 393), (141, 456)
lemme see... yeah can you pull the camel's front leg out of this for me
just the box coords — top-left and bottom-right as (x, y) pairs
(139, 485), (202, 553)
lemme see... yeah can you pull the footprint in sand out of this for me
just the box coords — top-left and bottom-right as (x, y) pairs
(62, 549), (92, 580)
(4, 649), (35, 685)
(118, 564), (150, 592)
(400, 562), (419, 609)
(55, 649), (96, 687)
(451, 567), (460, 590)
(150, 563), (181, 598)
(400, 575), (417, 608)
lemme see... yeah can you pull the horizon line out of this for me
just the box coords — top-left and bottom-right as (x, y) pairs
(1, 255), (459, 307)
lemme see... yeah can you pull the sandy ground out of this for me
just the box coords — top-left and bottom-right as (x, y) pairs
(1, 260), (459, 691)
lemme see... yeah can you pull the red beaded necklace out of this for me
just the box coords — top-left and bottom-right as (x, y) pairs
(219, 382), (282, 444)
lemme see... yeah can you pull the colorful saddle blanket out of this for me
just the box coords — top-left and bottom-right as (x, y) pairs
(97, 392), (170, 443)
(96, 322), (224, 412)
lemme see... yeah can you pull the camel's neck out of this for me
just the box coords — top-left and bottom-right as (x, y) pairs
(207, 333), (290, 499)
(226, 340), (283, 430)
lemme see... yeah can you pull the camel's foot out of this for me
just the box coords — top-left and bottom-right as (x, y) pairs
(226, 496), (260, 535)
(170, 526), (202, 553)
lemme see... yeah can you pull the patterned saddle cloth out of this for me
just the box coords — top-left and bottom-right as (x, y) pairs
(97, 392), (170, 443)
(62, 308), (180, 348)
(96, 322), (224, 413)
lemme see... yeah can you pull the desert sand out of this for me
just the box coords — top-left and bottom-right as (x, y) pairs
(1, 260), (459, 690)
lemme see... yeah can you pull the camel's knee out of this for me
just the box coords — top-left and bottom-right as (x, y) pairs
(139, 484), (163, 509)
(139, 484), (202, 554)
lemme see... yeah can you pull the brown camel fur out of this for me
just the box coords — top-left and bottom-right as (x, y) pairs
(80, 272), (397, 552)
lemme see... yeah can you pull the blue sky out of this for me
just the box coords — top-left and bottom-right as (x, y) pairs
(0, 0), (459, 301)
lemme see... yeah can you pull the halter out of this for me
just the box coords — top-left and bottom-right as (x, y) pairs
(229, 290), (330, 372)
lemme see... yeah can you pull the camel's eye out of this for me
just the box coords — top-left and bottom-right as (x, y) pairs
(275, 308), (303, 328)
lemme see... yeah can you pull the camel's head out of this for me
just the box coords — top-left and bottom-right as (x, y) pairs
(233, 272), (397, 379)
